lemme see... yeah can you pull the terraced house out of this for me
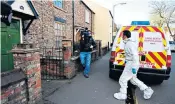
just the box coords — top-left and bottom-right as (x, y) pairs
(1, 0), (95, 103)
(1, 0), (113, 103)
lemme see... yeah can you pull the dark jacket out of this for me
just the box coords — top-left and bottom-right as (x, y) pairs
(80, 35), (96, 52)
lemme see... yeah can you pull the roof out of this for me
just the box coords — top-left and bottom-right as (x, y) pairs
(81, 0), (95, 14)
(7, 0), (38, 19)
(109, 11), (113, 19)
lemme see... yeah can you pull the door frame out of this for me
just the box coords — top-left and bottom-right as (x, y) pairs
(12, 16), (23, 43)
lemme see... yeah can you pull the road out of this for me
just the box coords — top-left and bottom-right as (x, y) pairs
(46, 53), (175, 104)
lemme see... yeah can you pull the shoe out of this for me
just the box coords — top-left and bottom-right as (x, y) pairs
(83, 73), (89, 78)
(114, 92), (127, 100)
(143, 87), (154, 99)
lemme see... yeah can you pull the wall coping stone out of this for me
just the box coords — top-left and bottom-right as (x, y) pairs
(11, 43), (40, 53)
(11, 48), (40, 54)
(1, 69), (26, 88)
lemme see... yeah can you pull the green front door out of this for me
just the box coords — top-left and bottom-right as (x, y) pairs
(1, 19), (20, 72)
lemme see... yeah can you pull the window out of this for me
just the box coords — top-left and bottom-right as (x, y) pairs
(53, 0), (63, 8)
(54, 22), (66, 47)
(85, 10), (90, 23)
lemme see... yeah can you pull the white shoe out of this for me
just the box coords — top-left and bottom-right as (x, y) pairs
(114, 92), (127, 100)
(143, 87), (154, 99)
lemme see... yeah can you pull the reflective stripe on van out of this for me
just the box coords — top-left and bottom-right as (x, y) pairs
(114, 26), (168, 69)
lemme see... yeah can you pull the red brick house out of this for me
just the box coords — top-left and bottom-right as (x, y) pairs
(74, 0), (95, 42)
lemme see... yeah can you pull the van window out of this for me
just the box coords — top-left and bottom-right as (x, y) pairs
(143, 32), (164, 52)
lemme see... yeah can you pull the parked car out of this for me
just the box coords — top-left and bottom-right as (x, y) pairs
(169, 41), (175, 52)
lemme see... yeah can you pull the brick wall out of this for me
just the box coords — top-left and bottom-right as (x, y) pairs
(24, 1), (73, 48)
(74, 1), (93, 31)
(11, 44), (42, 104)
(1, 80), (27, 104)
(63, 47), (76, 79)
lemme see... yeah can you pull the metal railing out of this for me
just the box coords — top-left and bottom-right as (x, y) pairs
(40, 47), (65, 80)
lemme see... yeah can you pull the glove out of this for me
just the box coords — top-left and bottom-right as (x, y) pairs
(132, 68), (137, 74)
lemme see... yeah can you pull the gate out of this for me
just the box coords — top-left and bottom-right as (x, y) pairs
(40, 47), (65, 80)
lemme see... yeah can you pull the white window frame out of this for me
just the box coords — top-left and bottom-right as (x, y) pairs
(54, 22), (66, 47)
(13, 16), (23, 43)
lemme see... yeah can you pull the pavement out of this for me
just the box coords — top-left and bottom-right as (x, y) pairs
(44, 53), (124, 104)
(42, 52), (175, 104)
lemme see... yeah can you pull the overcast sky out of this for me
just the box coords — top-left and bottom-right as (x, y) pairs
(89, 0), (152, 25)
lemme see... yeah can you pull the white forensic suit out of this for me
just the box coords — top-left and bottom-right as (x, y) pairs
(114, 38), (154, 100)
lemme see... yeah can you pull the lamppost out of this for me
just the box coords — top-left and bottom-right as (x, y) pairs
(112, 3), (127, 43)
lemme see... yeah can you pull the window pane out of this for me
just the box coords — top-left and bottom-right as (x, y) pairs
(59, 0), (63, 8)
(54, 22), (57, 29)
(62, 31), (65, 36)
(85, 10), (90, 23)
(60, 25), (62, 30)
(58, 1), (62, 8)
(54, 0), (63, 8)
(55, 30), (58, 36)
(53, 1), (57, 6)
(62, 25), (65, 30)
(57, 30), (60, 36)
(57, 24), (60, 30)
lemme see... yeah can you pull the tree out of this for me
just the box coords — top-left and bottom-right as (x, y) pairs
(149, 0), (175, 40)
(150, 14), (164, 27)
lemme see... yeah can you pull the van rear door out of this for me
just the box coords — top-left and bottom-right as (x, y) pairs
(140, 26), (167, 69)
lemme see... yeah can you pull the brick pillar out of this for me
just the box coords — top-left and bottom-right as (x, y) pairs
(63, 47), (76, 79)
(11, 44), (42, 104)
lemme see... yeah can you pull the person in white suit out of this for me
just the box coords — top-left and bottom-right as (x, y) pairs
(114, 30), (154, 100)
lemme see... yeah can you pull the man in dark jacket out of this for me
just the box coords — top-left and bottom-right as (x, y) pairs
(80, 27), (96, 78)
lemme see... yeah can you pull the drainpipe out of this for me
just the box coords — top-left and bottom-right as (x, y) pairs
(112, 17), (113, 43)
(91, 12), (92, 34)
(72, 0), (75, 56)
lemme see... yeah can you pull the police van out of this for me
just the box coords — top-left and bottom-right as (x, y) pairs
(109, 21), (172, 84)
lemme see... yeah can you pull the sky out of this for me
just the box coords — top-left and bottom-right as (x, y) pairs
(90, 0), (152, 25)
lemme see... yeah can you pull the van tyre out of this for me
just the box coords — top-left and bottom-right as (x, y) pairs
(155, 80), (163, 85)
(109, 69), (119, 81)
(109, 69), (114, 79)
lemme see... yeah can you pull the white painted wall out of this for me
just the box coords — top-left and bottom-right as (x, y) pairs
(11, 0), (34, 16)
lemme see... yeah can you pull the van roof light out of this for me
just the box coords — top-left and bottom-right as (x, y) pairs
(131, 21), (150, 25)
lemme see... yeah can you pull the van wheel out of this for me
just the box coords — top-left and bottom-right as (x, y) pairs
(109, 69), (119, 81)
(109, 69), (114, 79)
